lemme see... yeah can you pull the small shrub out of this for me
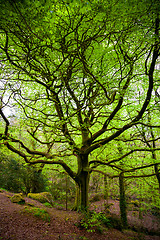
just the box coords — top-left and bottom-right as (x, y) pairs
(80, 211), (112, 233)
(97, 212), (112, 227)
(43, 202), (52, 208)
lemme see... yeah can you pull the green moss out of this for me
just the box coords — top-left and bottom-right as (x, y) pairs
(28, 193), (46, 203)
(27, 192), (53, 205)
(11, 193), (25, 204)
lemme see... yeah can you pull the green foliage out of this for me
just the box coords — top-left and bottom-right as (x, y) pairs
(48, 173), (75, 202)
(0, 158), (23, 193)
(43, 202), (52, 208)
(21, 167), (48, 194)
(22, 206), (50, 222)
(80, 211), (112, 232)
(0, 153), (48, 194)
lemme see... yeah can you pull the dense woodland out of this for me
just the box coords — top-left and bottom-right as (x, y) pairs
(0, 0), (160, 231)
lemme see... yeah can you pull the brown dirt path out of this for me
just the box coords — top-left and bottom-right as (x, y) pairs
(0, 190), (159, 240)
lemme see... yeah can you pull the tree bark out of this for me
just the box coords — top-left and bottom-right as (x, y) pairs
(73, 154), (90, 211)
(72, 183), (81, 211)
(104, 175), (109, 202)
(154, 164), (160, 193)
(119, 172), (128, 229)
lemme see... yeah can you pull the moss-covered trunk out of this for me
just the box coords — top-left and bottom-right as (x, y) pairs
(73, 154), (90, 211)
(79, 169), (89, 210)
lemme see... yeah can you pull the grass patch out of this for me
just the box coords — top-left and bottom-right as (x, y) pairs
(22, 206), (50, 222)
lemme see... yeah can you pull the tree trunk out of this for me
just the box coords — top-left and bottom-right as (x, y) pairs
(79, 169), (89, 210)
(65, 175), (68, 211)
(73, 154), (90, 211)
(72, 183), (81, 211)
(104, 175), (109, 202)
(154, 164), (160, 193)
(119, 172), (128, 229)
(147, 115), (160, 193)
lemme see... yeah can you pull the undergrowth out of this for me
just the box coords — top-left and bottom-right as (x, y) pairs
(79, 211), (112, 233)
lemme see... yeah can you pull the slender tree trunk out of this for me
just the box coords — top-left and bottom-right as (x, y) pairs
(147, 113), (160, 192)
(65, 175), (68, 211)
(154, 164), (160, 193)
(119, 172), (128, 229)
(104, 175), (109, 203)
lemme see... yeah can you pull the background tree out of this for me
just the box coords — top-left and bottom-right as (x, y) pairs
(0, 147), (48, 193)
(0, 0), (159, 210)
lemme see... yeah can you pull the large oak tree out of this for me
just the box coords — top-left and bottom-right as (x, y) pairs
(0, 0), (159, 209)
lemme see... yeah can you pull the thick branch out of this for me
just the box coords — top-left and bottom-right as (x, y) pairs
(0, 108), (9, 136)
(4, 141), (78, 182)
(28, 159), (78, 182)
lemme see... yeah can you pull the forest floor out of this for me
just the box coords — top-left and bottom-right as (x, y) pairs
(0, 190), (160, 240)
